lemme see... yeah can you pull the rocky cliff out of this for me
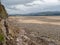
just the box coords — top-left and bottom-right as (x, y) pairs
(0, 4), (8, 19)
(0, 3), (17, 45)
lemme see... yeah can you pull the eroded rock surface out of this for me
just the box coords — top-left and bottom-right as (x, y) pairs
(16, 28), (60, 45)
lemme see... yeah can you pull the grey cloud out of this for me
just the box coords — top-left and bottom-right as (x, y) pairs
(2, 0), (34, 5)
(7, 4), (60, 14)
(1, 0), (60, 14)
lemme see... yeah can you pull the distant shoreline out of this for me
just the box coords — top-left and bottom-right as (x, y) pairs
(9, 15), (60, 16)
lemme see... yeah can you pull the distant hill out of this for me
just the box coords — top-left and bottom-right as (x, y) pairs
(9, 11), (60, 16)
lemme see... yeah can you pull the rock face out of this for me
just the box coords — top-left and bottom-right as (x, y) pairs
(16, 28), (60, 45)
(0, 2), (8, 45)
(0, 19), (18, 45)
(0, 3), (8, 19)
(0, 3), (17, 45)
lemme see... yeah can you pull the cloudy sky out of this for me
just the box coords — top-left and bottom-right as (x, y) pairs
(1, 0), (60, 14)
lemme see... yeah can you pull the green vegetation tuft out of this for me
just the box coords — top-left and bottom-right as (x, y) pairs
(0, 34), (4, 42)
